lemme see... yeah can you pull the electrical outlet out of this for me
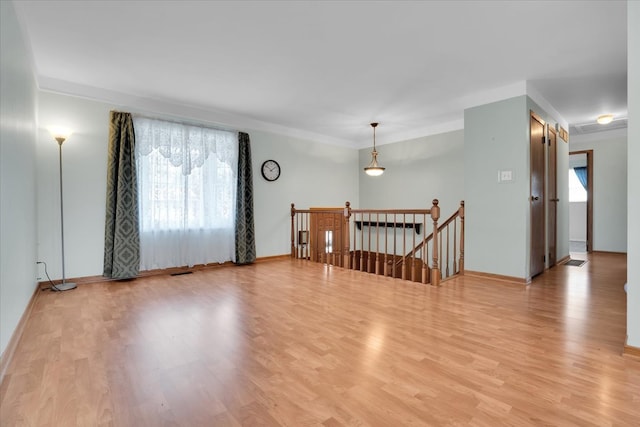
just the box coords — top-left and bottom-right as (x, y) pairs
(36, 261), (44, 280)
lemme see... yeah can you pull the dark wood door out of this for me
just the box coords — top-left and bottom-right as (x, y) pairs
(530, 112), (546, 277)
(548, 126), (558, 267)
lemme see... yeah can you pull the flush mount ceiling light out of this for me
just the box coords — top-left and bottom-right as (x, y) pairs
(364, 122), (385, 177)
(596, 114), (614, 125)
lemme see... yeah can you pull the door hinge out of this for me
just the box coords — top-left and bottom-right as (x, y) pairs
(543, 255), (546, 262)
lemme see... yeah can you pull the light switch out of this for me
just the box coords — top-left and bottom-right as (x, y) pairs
(498, 169), (514, 183)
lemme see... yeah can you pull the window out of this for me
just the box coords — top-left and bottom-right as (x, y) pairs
(568, 169), (587, 202)
(134, 117), (238, 269)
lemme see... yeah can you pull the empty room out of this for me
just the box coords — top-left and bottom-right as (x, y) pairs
(1, 1), (639, 426)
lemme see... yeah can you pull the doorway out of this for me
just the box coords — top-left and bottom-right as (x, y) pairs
(568, 150), (593, 253)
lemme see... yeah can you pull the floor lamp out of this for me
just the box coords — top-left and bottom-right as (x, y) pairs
(50, 128), (77, 291)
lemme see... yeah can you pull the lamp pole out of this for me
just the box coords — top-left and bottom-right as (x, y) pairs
(54, 135), (76, 291)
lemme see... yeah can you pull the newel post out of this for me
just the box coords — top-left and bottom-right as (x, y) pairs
(458, 200), (465, 274)
(430, 199), (441, 286)
(290, 203), (296, 258)
(343, 201), (352, 268)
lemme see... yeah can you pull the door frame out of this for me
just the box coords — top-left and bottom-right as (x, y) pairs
(569, 150), (594, 252)
(547, 125), (558, 267)
(530, 111), (546, 277)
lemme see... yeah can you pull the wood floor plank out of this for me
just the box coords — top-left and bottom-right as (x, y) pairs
(1, 253), (638, 426)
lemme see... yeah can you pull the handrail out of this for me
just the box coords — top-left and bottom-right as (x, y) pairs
(400, 201), (464, 261)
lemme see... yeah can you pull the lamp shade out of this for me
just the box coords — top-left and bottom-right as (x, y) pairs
(364, 150), (385, 176)
(49, 127), (73, 143)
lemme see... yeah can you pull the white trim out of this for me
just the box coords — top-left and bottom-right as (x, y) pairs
(38, 77), (360, 149)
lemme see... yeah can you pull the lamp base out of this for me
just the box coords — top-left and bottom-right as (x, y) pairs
(53, 281), (77, 291)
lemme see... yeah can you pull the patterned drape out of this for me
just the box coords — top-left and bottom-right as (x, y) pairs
(235, 132), (256, 264)
(103, 111), (140, 279)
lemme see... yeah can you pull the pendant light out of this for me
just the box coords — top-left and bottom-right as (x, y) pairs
(364, 122), (385, 176)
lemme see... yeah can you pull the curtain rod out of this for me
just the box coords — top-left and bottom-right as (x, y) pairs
(111, 109), (240, 134)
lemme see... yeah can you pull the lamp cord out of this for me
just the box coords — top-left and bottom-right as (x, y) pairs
(37, 261), (61, 291)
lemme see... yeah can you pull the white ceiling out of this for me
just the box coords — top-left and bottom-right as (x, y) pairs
(13, 0), (628, 148)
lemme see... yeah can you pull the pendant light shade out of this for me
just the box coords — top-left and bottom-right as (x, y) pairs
(364, 122), (385, 176)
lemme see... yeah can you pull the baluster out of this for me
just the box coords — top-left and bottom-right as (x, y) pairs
(422, 213), (428, 284)
(290, 203), (296, 258)
(352, 212), (357, 270)
(315, 211), (320, 264)
(375, 213), (380, 275)
(366, 212), (371, 273)
(297, 212), (301, 259)
(459, 201), (465, 274)
(446, 224), (450, 278)
(411, 213), (416, 282)
(298, 214), (303, 260)
(426, 244), (430, 283)
(453, 217), (458, 274)
(384, 213), (389, 276)
(401, 214), (406, 280)
(344, 201), (351, 269)
(439, 226), (443, 275)
(392, 213), (397, 278)
(360, 212), (365, 272)
(431, 199), (441, 286)
(304, 213), (311, 260)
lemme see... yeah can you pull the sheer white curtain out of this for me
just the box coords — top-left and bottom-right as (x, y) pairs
(134, 117), (238, 270)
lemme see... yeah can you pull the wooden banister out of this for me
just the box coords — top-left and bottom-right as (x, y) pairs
(290, 199), (464, 286)
(400, 201), (464, 261)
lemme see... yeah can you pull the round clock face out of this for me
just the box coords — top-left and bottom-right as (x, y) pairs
(261, 160), (281, 181)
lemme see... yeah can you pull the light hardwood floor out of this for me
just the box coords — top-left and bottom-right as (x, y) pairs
(1, 252), (638, 426)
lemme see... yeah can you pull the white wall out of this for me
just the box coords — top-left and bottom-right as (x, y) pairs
(35, 91), (359, 279)
(570, 131), (627, 253)
(464, 96), (530, 279)
(627, 0), (639, 348)
(463, 95), (569, 280)
(569, 202), (587, 241)
(37, 92), (113, 280)
(358, 129), (464, 218)
(249, 129), (358, 257)
(0, 1), (39, 357)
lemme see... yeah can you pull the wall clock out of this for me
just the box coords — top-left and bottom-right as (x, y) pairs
(261, 159), (281, 182)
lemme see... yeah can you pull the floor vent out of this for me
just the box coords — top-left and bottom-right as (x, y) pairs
(170, 271), (193, 276)
(563, 259), (586, 267)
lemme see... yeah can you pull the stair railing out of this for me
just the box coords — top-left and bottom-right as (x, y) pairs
(396, 201), (465, 281)
(290, 199), (463, 286)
